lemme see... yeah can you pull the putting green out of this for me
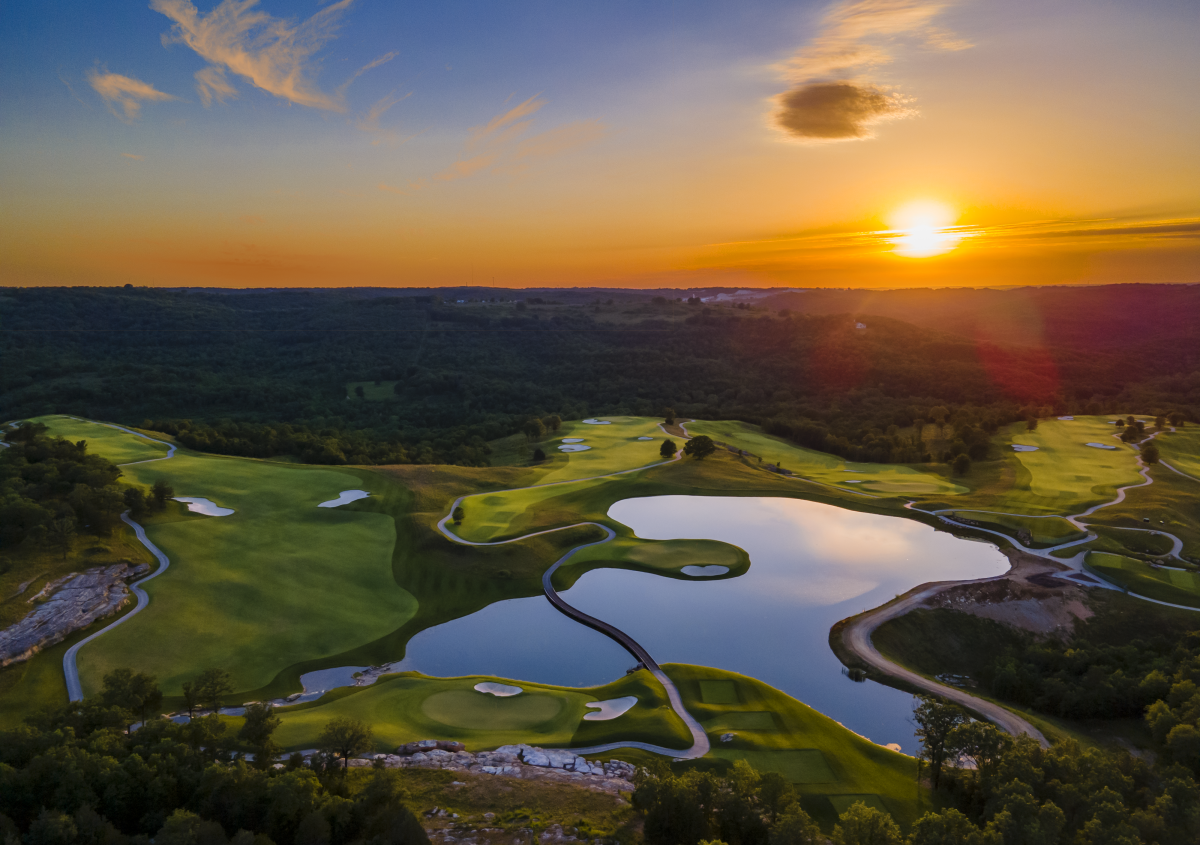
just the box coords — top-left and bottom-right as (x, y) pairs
(421, 689), (565, 729)
(52, 422), (417, 697)
(828, 795), (890, 817)
(711, 748), (835, 783)
(1086, 553), (1200, 608)
(34, 415), (170, 465)
(684, 420), (966, 499)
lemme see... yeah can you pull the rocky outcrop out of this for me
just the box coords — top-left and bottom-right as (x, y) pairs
(343, 743), (637, 796)
(0, 563), (150, 667)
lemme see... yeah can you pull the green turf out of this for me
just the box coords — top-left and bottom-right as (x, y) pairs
(711, 748), (835, 783)
(534, 417), (672, 484)
(58, 430), (417, 697)
(1004, 417), (1143, 510)
(699, 680), (740, 704)
(684, 420), (966, 499)
(828, 795), (890, 816)
(1156, 426), (1200, 480)
(702, 711), (777, 731)
(1075, 462), (1200, 560)
(948, 511), (1086, 547)
(1085, 553), (1200, 608)
(346, 381), (399, 400)
(274, 670), (693, 752)
(34, 415), (171, 464)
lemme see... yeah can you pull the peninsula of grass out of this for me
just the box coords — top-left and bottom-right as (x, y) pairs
(273, 670), (692, 753)
(1085, 553), (1200, 608)
(67, 429), (417, 698)
(558, 535), (750, 588)
(661, 664), (925, 830)
(684, 420), (966, 498)
(34, 414), (170, 464)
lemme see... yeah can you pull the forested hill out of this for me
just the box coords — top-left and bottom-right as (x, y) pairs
(1, 286), (1196, 466)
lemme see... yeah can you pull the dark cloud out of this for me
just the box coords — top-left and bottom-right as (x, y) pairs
(773, 81), (912, 141)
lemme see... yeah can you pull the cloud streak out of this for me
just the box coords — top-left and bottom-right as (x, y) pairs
(151, 0), (354, 111)
(339, 50), (399, 96)
(772, 0), (969, 142)
(88, 69), (176, 120)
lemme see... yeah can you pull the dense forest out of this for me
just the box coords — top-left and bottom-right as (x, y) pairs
(2, 286), (1196, 466)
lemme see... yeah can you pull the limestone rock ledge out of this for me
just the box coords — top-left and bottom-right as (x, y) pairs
(0, 563), (150, 667)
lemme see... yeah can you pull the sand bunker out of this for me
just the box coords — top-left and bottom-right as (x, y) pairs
(174, 497), (234, 517)
(582, 419), (611, 425)
(474, 682), (523, 697)
(559, 444), (591, 452)
(318, 490), (371, 508)
(843, 480), (864, 484)
(682, 565), (729, 577)
(1058, 416), (1075, 420)
(562, 438), (585, 443)
(637, 436), (654, 441)
(1086, 442), (1118, 450)
(1012, 445), (1039, 452)
(583, 695), (637, 721)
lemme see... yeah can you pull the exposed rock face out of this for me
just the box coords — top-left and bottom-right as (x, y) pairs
(0, 563), (150, 666)
(343, 743), (637, 795)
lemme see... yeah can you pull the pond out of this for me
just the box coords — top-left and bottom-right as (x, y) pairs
(392, 495), (1008, 750)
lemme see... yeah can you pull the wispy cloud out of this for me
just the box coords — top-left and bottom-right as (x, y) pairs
(513, 120), (608, 160)
(88, 69), (176, 120)
(355, 91), (414, 145)
(151, 0), (355, 111)
(772, 0), (969, 142)
(122, 153), (144, 160)
(466, 95), (545, 150)
(339, 50), (399, 96)
(195, 66), (237, 107)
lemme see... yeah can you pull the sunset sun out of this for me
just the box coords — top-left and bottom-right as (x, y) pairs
(887, 200), (962, 258)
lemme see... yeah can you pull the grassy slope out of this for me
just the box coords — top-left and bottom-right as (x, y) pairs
(32, 414), (170, 464)
(685, 420), (966, 497)
(273, 669), (692, 752)
(947, 512), (1085, 547)
(1157, 426), (1200, 479)
(1086, 553), (1200, 608)
(1079, 463), (1200, 560)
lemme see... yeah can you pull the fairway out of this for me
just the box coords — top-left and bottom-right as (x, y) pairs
(1086, 553), (1200, 608)
(1006, 417), (1143, 509)
(702, 711), (777, 731)
(274, 670), (692, 752)
(684, 420), (967, 498)
(1157, 426), (1200, 480)
(63, 425), (416, 697)
(35, 415), (170, 464)
(535, 417), (672, 484)
(949, 511), (1086, 546)
(711, 748), (836, 783)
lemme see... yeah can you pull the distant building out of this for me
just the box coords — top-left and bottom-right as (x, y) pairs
(855, 322), (867, 329)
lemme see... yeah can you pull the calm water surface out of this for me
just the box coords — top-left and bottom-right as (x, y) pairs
(396, 495), (1008, 750)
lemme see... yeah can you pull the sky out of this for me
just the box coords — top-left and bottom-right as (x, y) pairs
(1, 0), (1198, 289)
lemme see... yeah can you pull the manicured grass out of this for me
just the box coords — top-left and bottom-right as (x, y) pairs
(1003, 417), (1143, 511)
(1079, 462), (1200, 561)
(273, 669), (692, 752)
(1156, 426), (1200, 480)
(828, 795), (890, 816)
(34, 414), (170, 464)
(948, 511), (1086, 547)
(560, 535), (749, 588)
(346, 381), (399, 400)
(69, 434), (416, 698)
(1085, 553), (1200, 608)
(684, 420), (966, 498)
(535, 417), (671, 484)
(663, 664), (923, 829)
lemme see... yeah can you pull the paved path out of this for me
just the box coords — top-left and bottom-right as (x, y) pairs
(63, 512), (172, 701)
(435, 441), (710, 759)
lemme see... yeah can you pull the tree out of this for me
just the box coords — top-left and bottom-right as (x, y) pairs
(238, 702), (282, 767)
(952, 454), (971, 476)
(1025, 417), (1038, 432)
(1115, 418), (1125, 428)
(947, 720), (1011, 783)
(913, 696), (967, 788)
(660, 439), (677, 458)
(100, 668), (163, 730)
(1141, 442), (1160, 464)
(908, 809), (994, 845)
(354, 385), (365, 398)
(542, 415), (562, 432)
(1168, 411), (1185, 427)
(123, 487), (148, 518)
(181, 680), (202, 719)
(452, 505), (465, 523)
(929, 406), (949, 435)
(663, 408), (677, 425)
(1155, 415), (1167, 430)
(318, 716), (374, 771)
(683, 435), (716, 460)
(48, 516), (76, 560)
(831, 802), (902, 845)
(769, 803), (821, 845)
(523, 418), (547, 442)
(152, 478), (175, 510)
(195, 668), (234, 714)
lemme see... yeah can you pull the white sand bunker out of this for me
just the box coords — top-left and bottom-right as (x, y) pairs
(559, 444), (592, 452)
(1012, 445), (1039, 452)
(682, 565), (729, 577)
(1086, 442), (1118, 450)
(174, 497), (234, 516)
(1058, 416), (1075, 420)
(475, 682), (523, 697)
(583, 695), (638, 721)
(637, 436), (654, 441)
(318, 490), (371, 508)
(582, 419), (612, 425)
(562, 438), (585, 443)
(843, 480), (864, 484)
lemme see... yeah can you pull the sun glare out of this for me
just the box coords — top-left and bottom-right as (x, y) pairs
(887, 200), (962, 258)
